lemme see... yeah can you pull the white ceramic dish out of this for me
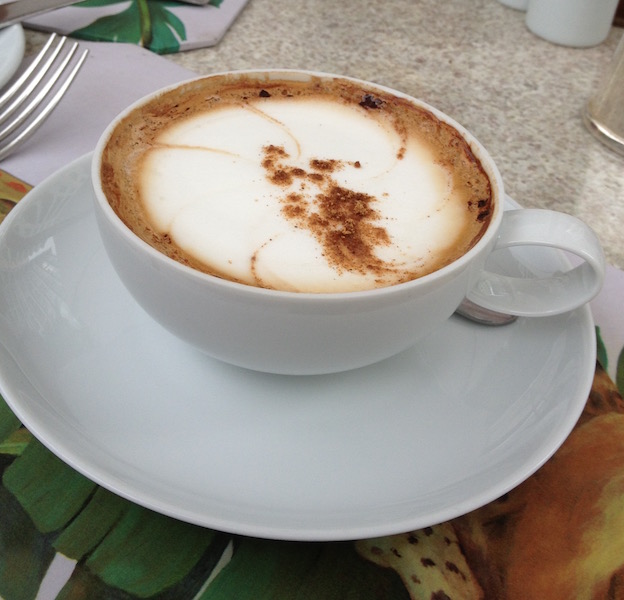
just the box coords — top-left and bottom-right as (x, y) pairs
(0, 154), (596, 541)
(0, 24), (25, 89)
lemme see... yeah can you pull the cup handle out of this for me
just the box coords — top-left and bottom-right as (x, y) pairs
(466, 209), (605, 317)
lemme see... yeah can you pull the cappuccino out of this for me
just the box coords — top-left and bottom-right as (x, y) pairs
(100, 74), (493, 293)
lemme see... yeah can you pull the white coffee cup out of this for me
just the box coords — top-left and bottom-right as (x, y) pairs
(91, 70), (605, 375)
(526, 0), (619, 47)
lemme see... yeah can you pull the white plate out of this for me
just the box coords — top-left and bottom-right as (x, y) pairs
(0, 154), (595, 541)
(0, 24), (25, 89)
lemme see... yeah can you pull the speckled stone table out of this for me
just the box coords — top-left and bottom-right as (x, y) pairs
(25, 0), (624, 269)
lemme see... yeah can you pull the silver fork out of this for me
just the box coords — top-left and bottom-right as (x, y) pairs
(0, 33), (88, 161)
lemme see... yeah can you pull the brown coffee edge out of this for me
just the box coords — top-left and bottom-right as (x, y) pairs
(100, 75), (494, 290)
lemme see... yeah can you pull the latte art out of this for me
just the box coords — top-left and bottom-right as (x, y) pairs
(101, 75), (493, 292)
(261, 143), (392, 282)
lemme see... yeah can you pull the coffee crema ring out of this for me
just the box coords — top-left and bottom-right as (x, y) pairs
(100, 73), (493, 293)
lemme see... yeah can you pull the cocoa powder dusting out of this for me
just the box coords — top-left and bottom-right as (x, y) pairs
(262, 145), (392, 276)
(310, 158), (340, 171)
(270, 169), (293, 186)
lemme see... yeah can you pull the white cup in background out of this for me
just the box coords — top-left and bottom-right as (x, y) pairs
(526, 0), (619, 47)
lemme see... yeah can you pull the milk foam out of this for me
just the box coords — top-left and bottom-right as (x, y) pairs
(138, 97), (471, 292)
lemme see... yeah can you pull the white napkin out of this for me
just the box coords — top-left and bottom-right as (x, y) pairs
(1, 40), (195, 186)
(591, 264), (624, 382)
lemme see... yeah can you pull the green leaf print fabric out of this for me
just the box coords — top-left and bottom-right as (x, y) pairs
(21, 0), (248, 54)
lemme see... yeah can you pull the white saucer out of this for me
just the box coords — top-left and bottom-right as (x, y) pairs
(0, 154), (595, 541)
(0, 25), (25, 89)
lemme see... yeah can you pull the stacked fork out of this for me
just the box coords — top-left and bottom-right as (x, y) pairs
(0, 33), (88, 161)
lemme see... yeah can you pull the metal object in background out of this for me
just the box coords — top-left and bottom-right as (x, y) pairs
(0, 34), (88, 160)
(454, 298), (518, 326)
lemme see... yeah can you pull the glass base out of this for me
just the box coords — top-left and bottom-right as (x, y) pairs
(583, 106), (624, 157)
